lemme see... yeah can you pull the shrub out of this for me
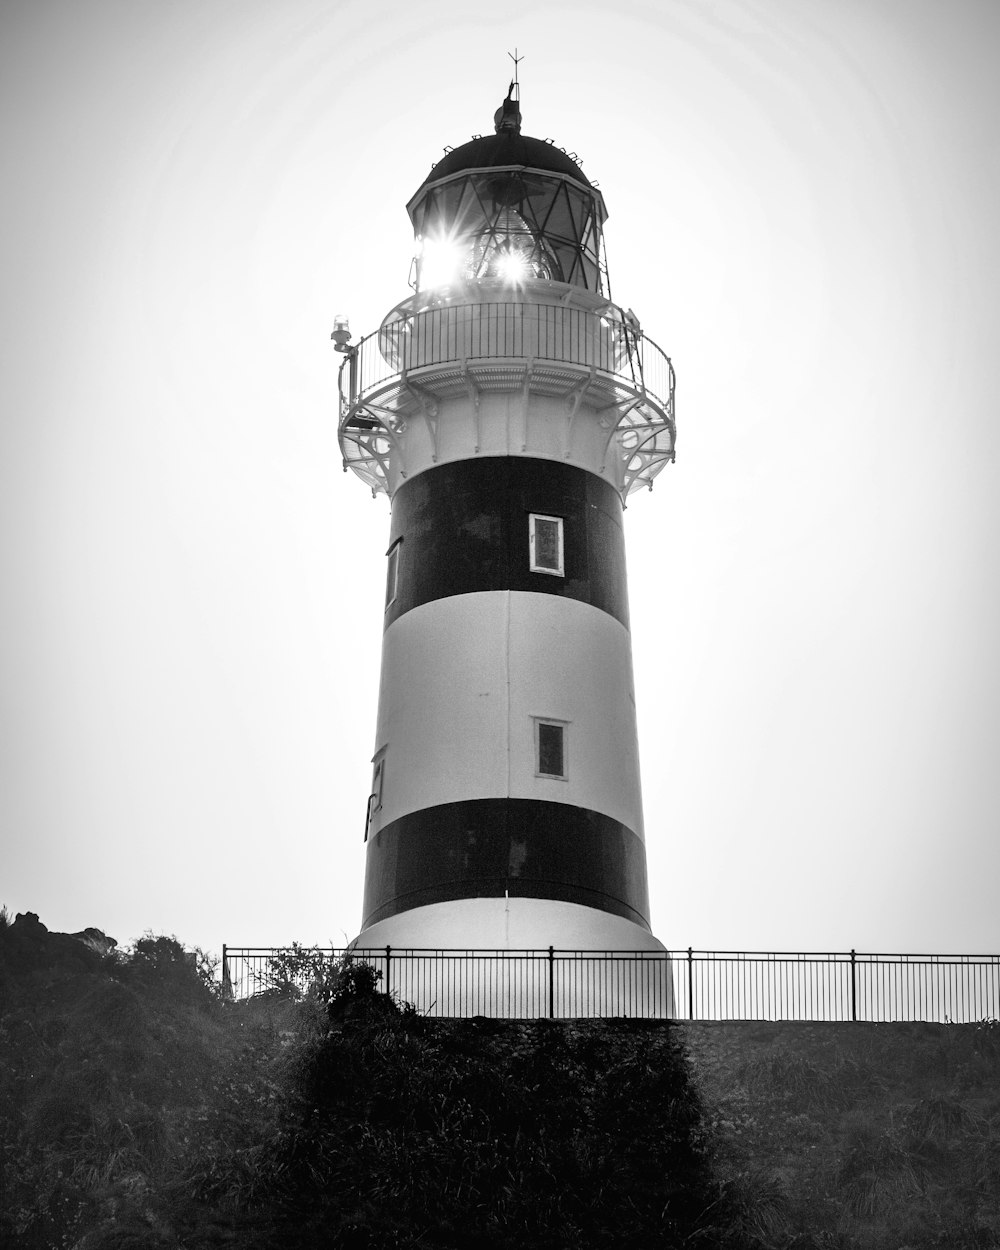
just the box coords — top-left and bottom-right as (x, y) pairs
(246, 1005), (724, 1249)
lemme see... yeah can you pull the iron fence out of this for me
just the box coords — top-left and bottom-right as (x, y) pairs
(221, 946), (1000, 1023)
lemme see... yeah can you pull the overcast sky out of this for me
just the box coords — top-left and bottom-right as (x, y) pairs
(2, 0), (998, 959)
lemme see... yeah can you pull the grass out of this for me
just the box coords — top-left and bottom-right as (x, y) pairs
(683, 1019), (1000, 1248)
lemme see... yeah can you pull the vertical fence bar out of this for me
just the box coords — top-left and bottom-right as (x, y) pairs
(850, 949), (857, 1022)
(548, 946), (555, 1019)
(687, 947), (694, 1020)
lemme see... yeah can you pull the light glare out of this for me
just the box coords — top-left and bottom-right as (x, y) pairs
(496, 249), (528, 284)
(419, 236), (464, 290)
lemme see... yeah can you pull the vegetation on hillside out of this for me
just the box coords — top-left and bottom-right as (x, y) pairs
(1, 913), (295, 1248)
(1, 913), (730, 1248)
(2, 911), (998, 1249)
(686, 1019), (1000, 1248)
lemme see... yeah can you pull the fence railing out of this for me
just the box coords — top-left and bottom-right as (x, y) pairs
(339, 300), (675, 419)
(221, 946), (1000, 1024)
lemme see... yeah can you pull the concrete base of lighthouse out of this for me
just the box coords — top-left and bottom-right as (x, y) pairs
(355, 896), (664, 951)
(351, 898), (673, 1018)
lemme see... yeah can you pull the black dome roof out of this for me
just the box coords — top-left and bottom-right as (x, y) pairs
(420, 132), (593, 190)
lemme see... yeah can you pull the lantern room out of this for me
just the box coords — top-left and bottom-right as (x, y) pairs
(336, 85), (676, 502)
(406, 88), (609, 295)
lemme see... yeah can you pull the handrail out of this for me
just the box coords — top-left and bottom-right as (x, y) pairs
(338, 299), (675, 423)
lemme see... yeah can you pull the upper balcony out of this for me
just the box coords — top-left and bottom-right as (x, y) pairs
(337, 286), (676, 501)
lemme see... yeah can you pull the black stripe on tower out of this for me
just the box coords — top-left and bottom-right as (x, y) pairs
(362, 799), (651, 931)
(384, 457), (630, 631)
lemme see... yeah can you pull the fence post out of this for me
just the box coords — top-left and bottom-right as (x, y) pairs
(385, 945), (392, 1001)
(687, 947), (694, 1020)
(221, 944), (230, 999)
(548, 946), (555, 1019)
(850, 948), (857, 1022)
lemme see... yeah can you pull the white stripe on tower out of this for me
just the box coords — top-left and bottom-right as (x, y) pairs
(372, 593), (643, 840)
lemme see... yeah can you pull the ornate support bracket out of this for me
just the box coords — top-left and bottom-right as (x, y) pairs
(520, 357), (535, 452)
(401, 370), (441, 463)
(356, 399), (407, 434)
(340, 399), (407, 488)
(460, 359), (482, 453)
(619, 422), (675, 496)
(563, 368), (595, 458)
(598, 395), (644, 475)
(340, 428), (394, 497)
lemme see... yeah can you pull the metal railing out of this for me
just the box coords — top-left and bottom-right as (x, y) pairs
(338, 300), (675, 421)
(336, 298), (677, 499)
(221, 946), (1000, 1024)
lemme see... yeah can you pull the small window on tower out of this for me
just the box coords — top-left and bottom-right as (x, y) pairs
(365, 749), (386, 842)
(385, 539), (401, 608)
(529, 513), (564, 576)
(534, 718), (567, 779)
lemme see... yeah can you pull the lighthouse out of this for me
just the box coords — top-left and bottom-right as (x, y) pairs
(335, 83), (675, 959)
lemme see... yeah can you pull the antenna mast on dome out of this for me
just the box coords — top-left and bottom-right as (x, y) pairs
(495, 49), (523, 134)
(509, 47), (523, 95)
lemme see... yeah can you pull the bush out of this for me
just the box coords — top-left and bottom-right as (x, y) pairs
(245, 1004), (726, 1250)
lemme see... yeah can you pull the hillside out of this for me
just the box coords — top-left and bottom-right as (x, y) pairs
(684, 1020), (1000, 1246)
(1, 912), (997, 1249)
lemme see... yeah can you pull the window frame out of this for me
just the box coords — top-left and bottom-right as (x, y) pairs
(528, 513), (565, 577)
(533, 717), (569, 781)
(384, 538), (402, 609)
(365, 747), (387, 841)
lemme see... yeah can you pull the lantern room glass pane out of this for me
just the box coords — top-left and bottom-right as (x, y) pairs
(412, 170), (606, 293)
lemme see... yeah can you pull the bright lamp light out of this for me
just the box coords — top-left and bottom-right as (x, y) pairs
(495, 248), (528, 284)
(419, 235), (465, 290)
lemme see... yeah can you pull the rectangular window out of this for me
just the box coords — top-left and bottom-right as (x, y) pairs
(529, 513), (564, 576)
(534, 719), (567, 779)
(385, 540), (401, 608)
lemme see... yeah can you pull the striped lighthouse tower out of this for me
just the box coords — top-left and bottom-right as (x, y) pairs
(334, 83), (676, 964)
